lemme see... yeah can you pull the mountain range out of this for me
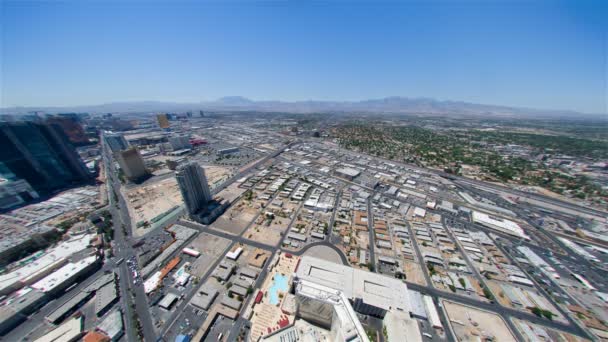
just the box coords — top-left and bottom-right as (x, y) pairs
(0, 96), (598, 119)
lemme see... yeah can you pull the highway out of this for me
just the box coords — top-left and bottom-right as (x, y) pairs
(453, 177), (607, 218)
(102, 135), (157, 342)
(102, 139), (138, 342)
(459, 180), (608, 290)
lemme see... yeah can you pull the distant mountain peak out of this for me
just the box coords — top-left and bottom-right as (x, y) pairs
(0, 96), (597, 118)
(216, 96), (253, 105)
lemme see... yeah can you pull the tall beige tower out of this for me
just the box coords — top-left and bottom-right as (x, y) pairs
(116, 147), (148, 181)
(156, 113), (170, 129)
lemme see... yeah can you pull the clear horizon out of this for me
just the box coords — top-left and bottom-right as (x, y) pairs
(1, 1), (607, 114)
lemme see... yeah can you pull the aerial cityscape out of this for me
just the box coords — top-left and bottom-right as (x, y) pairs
(1, 1), (607, 342)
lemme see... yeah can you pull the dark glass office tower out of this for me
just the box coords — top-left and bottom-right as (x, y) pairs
(0, 121), (92, 194)
(176, 162), (212, 216)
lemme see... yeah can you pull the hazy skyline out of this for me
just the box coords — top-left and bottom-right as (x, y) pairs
(1, 1), (607, 114)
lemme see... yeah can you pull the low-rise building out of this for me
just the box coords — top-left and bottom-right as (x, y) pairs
(190, 284), (219, 310)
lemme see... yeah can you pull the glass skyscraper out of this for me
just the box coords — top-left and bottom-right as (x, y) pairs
(176, 162), (212, 216)
(0, 121), (92, 194)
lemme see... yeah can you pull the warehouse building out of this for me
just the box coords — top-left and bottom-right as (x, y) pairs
(95, 281), (118, 317)
(190, 284), (219, 311)
(472, 211), (529, 239)
(221, 295), (242, 311)
(158, 293), (179, 310)
(218, 147), (239, 155)
(0, 289), (47, 334)
(97, 309), (123, 341)
(333, 167), (361, 181)
(31, 256), (101, 296)
(0, 233), (95, 296)
(34, 316), (84, 342)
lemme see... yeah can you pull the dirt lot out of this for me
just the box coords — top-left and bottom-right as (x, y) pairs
(357, 231), (371, 251)
(202, 165), (233, 188)
(246, 200), (299, 245)
(403, 261), (427, 286)
(215, 182), (247, 203)
(212, 197), (260, 235)
(442, 300), (516, 342)
(487, 280), (513, 307)
(244, 223), (285, 246)
(186, 232), (232, 278)
(125, 177), (183, 227)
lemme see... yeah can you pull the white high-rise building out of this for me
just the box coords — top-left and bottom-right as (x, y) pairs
(176, 162), (212, 216)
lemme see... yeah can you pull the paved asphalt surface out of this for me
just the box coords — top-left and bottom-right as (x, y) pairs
(98, 136), (597, 341)
(102, 136), (156, 342)
(405, 220), (433, 288)
(365, 197), (377, 270)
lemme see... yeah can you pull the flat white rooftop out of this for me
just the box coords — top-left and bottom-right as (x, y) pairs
(34, 316), (83, 342)
(335, 167), (361, 177)
(296, 256), (409, 313)
(0, 234), (94, 293)
(472, 211), (528, 239)
(31, 255), (98, 293)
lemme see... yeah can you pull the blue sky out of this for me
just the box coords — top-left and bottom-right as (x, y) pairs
(1, 1), (606, 113)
